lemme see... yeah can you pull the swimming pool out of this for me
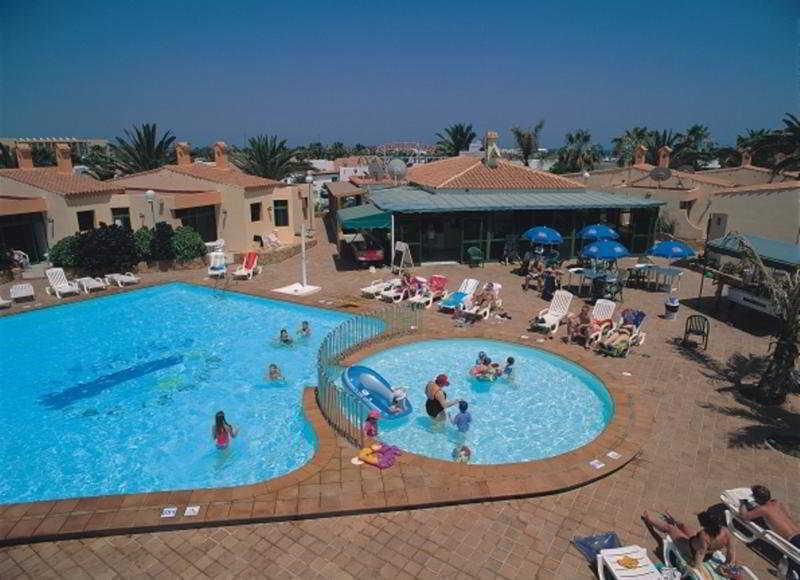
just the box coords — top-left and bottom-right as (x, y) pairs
(355, 339), (613, 464)
(0, 283), (352, 504)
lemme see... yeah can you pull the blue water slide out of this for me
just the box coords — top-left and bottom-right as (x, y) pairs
(341, 365), (412, 419)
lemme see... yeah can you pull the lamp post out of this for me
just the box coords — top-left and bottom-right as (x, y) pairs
(144, 189), (156, 228)
(302, 172), (314, 288)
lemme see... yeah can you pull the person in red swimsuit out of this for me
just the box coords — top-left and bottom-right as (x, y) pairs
(212, 411), (238, 449)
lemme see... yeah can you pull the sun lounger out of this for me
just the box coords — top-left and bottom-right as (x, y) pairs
(105, 272), (140, 286)
(596, 309), (646, 357)
(0, 295), (11, 309)
(721, 488), (800, 577)
(463, 282), (502, 320)
(207, 251), (227, 279)
(596, 544), (661, 579)
(532, 289), (574, 336)
(584, 299), (617, 347)
(408, 274), (448, 308)
(76, 276), (107, 294)
(45, 268), (80, 299)
(10, 283), (34, 301)
(266, 231), (282, 248)
(360, 278), (399, 299)
(233, 251), (259, 279)
(662, 534), (757, 580)
(380, 276), (426, 303)
(438, 278), (479, 312)
(204, 239), (225, 253)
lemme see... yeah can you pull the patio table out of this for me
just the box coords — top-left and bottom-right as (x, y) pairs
(653, 266), (683, 292)
(579, 268), (612, 297)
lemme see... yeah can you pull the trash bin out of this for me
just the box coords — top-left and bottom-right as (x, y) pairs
(664, 296), (680, 320)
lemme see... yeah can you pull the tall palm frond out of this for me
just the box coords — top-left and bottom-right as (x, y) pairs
(511, 120), (544, 167)
(752, 113), (800, 176)
(435, 123), (476, 157)
(234, 135), (311, 181)
(611, 126), (649, 166)
(108, 123), (175, 175)
(0, 143), (15, 168)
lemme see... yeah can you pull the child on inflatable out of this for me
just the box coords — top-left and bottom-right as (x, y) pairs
(470, 356), (497, 380)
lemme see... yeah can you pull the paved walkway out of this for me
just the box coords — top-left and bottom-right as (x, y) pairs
(1, 220), (798, 578)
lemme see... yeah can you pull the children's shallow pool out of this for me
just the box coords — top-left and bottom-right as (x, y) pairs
(0, 283), (352, 504)
(355, 339), (613, 464)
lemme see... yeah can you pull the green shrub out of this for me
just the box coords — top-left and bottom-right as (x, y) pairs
(49, 235), (80, 268)
(75, 224), (139, 275)
(149, 221), (175, 260)
(134, 226), (153, 261)
(171, 226), (207, 261)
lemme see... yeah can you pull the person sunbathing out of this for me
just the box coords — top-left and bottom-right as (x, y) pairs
(738, 485), (800, 578)
(642, 508), (735, 570)
(598, 310), (641, 350)
(472, 283), (496, 310)
(523, 259), (545, 291)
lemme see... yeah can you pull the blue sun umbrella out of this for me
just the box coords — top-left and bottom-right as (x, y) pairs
(648, 240), (696, 259)
(578, 224), (619, 240)
(581, 240), (631, 260)
(522, 226), (563, 245)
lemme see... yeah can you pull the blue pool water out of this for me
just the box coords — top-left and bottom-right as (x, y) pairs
(355, 339), (613, 464)
(0, 283), (352, 504)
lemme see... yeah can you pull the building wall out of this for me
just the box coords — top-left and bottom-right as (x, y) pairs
(700, 189), (800, 244)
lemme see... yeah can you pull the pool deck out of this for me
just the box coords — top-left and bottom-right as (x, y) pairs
(1, 219), (798, 578)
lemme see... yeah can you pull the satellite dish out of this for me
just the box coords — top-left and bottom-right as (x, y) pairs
(649, 167), (672, 182)
(367, 159), (386, 180)
(387, 158), (407, 180)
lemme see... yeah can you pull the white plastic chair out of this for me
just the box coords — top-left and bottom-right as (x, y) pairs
(10, 283), (34, 301)
(45, 268), (80, 299)
(408, 274), (448, 308)
(233, 251), (259, 280)
(533, 289), (574, 335)
(76, 277), (107, 294)
(360, 278), (399, 299)
(463, 282), (502, 319)
(207, 251), (227, 279)
(105, 272), (140, 286)
(586, 299), (617, 346)
(0, 295), (11, 309)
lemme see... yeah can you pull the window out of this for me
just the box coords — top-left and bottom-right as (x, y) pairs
(174, 206), (217, 242)
(111, 207), (131, 229)
(273, 200), (289, 227)
(250, 202), (262, 222)
(77, 210), (95, 232)
(679, 200), (694, 210)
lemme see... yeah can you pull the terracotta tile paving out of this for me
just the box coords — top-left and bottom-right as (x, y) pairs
(1, 217), (798, 577)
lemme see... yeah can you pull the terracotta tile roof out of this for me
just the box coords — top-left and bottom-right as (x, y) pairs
(408, 157), (583, 190)
(324, 181), (364, 198)
(565, 164), (735, 188)
(166, 165), (281, 190)
(0, 168), (123, 196)
(709, 180), (800, 196)
(333, 156), (373, 169)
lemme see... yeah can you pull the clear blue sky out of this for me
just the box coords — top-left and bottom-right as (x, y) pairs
(1, 0), (797, 149)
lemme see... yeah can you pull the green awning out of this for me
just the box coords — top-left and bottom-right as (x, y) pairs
(707, 233), (800, 270)
(368, 186), (665, 213)
(337, 203), (391, 229)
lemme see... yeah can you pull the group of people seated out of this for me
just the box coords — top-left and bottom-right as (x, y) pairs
(565, 305), (609, 348)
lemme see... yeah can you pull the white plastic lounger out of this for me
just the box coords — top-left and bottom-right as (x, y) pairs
(408, 274), (448, 308)
(438, 278), (479, 312)
(10, 283), (34, 301)
(596, 545), (660, 579)
(532, 289), (573, 336)
(361, 278), (399, 299)
(76, 277), (107, 294)
(105, 272), (140, 286)
(45, 268), (80, 299)
(0, 295), (11, 309)
(463, 282), (502, 320)
(662, 535), (757, 580)
(721, 488), (800, 578)
(381, 276), (425, 303)
(207, 251), (227, 279)
(586, 299), (617, 347)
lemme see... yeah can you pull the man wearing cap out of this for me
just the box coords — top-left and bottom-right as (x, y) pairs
(425, 374), (462, 422)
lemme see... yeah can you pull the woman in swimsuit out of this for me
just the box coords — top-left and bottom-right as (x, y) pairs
(212, 411), (238, 449)
(642, 508), (735, 569)
(424, 374), (461, 421)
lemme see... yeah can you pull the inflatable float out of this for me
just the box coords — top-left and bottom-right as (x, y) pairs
(356, 443), (403, 469)
(341, 365), (412, 418)
(469, 364), (500, 381)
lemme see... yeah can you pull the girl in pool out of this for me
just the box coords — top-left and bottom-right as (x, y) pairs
(212, 411), (238, 449)
(297, 321), (311, 337)
(279, 329), (293, 345)
(266, 364), (282, 381)
(362, 409), (380, 439)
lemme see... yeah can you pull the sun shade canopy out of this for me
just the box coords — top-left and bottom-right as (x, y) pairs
(337, 203), (391, 229)
(707, 232), (800, 270)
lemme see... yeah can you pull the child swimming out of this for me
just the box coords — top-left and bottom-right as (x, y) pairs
(279, 328), (293, 345)
(363, 409), (380, 438)
(451, 400), (472, 433)
(212, 411), (238, 449)
(476, 351), (489, 365)
(266, 364), (282, 380)
(297, 320), (311, 337)
(502, 357), (515, 377)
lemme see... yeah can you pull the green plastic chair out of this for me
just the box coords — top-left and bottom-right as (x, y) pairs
(466, 246), (484, 268)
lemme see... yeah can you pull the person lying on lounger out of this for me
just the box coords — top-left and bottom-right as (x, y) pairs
(738, 485), (800, 578)
(598, 309), (640, 350)
(642, 508), (735, 570)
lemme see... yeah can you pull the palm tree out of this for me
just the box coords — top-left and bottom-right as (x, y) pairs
(551, 129), (601, 173)
(234, 135), (311, 181)
(612, 126), (649, 166)
(32, 144), (56, 167)
(733, 232), (800, 404)
(108, 123), (176, 175)
(717, 129), (770, 168)
(0, 143), (15, 168)
(755, 113), (800, 176)
(435, 123), (476, 157)
(83, 145), (117, 180)
(510, 120), (545, 167)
